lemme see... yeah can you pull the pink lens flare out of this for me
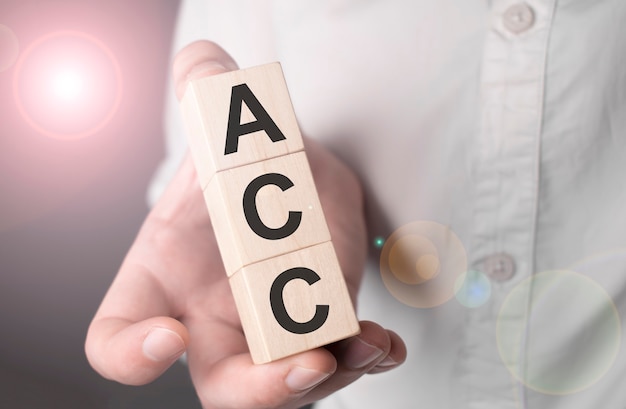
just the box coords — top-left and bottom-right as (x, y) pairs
(12, 30), (122, 141)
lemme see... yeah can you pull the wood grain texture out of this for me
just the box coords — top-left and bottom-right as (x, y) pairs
(180, 62), (304, 189)
(181, 62), (359, 364)
(229, 242), (360, 364)
(203, 151), (331, 277)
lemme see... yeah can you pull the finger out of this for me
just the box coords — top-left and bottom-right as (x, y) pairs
(305, 321), (406, 401)
(188, 321), (405, 408)
(197, 352), (337, 409)
(327, 321), (393, 373)
(85, 263), (190, 385)
(153, 41), (239, 223)
(86, 316), (189, 385)
(184, 316), (338, 409)
(367, 329), (406, 374)
(173, 40), (238, 100)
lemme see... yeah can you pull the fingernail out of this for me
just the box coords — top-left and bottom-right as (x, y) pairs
(186, 61), (232, 81)
(344, 338), (384, 369)
(376, 355), (398, 368)
(285, 367), (332, 392)
(142, 328), (186, 362)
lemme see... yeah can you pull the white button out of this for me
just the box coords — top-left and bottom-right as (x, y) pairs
(503, 3), (535, 34)
(480, 253), (516, 282)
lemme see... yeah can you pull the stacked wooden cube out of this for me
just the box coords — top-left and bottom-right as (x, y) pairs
(180, 62), (360, 364)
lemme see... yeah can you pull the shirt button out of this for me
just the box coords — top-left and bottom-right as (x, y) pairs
(481, 253), (516, 282)
(503, 3), (535, 34)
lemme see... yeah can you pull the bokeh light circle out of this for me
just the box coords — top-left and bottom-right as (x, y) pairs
(379, 221), (467, 308)
(12, 30), (122, 140)
(497, 270), (620, 395)
(0, 24), (20, 72)
(388, 234), (440, 284)
(373, 236), (385, 249)
(454, 270), (492, 308)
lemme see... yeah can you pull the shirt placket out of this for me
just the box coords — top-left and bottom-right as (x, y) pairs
(453, 1), (557, 408)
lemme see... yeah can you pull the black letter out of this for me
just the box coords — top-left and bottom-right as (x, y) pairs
(270, 267), (329, 334)
(225, 83), (287, 155)
(243, 173), (302, 240)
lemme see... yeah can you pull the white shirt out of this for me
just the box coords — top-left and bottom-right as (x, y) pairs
(151, 1), (626, 408)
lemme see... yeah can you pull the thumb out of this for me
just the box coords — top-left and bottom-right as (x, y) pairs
(173, 40), (239, 101)
(85, 316), (189, 385)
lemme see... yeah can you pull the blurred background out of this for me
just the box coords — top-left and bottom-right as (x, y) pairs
(0, 0), (202, 407)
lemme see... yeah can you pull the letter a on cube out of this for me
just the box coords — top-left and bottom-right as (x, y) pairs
(180, 62), (304, 188)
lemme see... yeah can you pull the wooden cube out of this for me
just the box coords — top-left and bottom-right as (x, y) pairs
(181, 62), (360, 364)
(180, 62), (304, 189)
(203, 151), (331, 277)
(229, 242), (360, 364)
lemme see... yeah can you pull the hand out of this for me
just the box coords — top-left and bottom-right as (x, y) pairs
(85, 40), (406, 409)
